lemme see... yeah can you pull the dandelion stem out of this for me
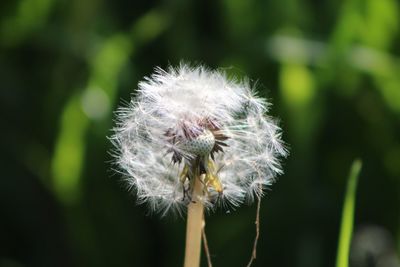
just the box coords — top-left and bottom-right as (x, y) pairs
(184, 174), (204, 267)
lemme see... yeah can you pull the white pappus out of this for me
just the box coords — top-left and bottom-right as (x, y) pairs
(111, 64), (287, 216)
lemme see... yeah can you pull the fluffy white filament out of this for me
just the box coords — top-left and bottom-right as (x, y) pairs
(111, 64), (287, 215)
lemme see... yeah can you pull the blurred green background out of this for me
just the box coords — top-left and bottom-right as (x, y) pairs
(1, 0), (400, 266)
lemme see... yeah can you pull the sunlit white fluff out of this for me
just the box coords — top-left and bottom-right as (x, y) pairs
(111, 64), (287, 215)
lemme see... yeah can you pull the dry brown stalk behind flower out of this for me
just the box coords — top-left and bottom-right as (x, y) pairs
(246, 195), (261, 267)
(202, 219), (213, 267)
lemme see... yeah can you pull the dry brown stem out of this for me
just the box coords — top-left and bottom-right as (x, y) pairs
(246, 195), (261, 267)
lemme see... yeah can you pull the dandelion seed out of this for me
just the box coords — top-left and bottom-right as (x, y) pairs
(111, 64), (287, 215)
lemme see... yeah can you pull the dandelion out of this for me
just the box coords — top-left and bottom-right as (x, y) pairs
(111, 64), (287, 267)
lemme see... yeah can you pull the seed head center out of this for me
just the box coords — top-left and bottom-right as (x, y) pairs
(180, 129), (215, 156)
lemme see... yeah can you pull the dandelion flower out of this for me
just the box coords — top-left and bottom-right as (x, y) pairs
(111, 64), (287, 215)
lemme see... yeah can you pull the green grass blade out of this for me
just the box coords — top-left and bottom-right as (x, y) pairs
(335, 159), (362, 267)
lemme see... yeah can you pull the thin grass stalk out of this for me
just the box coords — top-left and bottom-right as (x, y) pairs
(335, 159), (362, 267)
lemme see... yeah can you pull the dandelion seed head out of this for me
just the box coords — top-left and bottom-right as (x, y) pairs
(111, 64), (287, 215)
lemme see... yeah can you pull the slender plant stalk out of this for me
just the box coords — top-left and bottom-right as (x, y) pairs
(202, 219), (213, 267)
(184, 175), (204, 267)
(335, 159), (362, 267)
(246, 194), (261, 267)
